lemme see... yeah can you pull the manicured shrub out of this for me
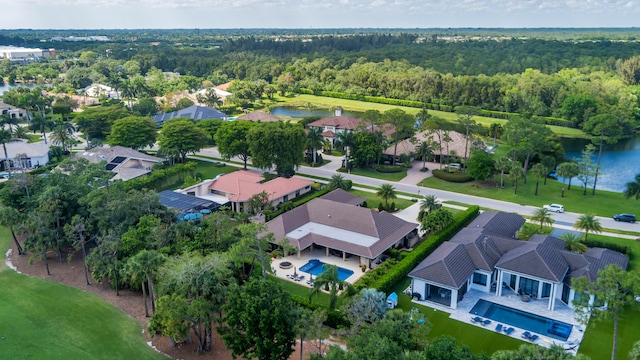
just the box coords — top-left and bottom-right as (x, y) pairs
(432, 169), (474, 183)
(125, 162), (197, 191)
(374, 165), (404, 173)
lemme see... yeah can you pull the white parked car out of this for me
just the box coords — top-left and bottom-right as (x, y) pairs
(543, 204), (564, 213)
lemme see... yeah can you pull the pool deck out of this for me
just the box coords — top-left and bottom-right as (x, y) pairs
(413, 288), (585, 354)
(272, 248), (367, 287)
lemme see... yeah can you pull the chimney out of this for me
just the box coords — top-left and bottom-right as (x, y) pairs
(334, 107), (342, 116)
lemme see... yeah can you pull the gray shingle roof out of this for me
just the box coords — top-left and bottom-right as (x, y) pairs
(467, 212), (525, 238)
(495, 242), (569, 282)
(408, 242), (477, 288)
(152, 105), (227, 125)
(320, 189), (366, 206)
(266, 197), (417, 259)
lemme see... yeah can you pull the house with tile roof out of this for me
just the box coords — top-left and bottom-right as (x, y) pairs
(152, 105), (228, 126)
(307, 107), (395, 148)
(383, 130), (473, 164)
(73, 146), (163, 181)
(237, 112), (282, 122)
(178, 170), (313, 213)
(1, 139), (50, 171)
(408, 212), (628, 311)
(265, 190), (418, 268)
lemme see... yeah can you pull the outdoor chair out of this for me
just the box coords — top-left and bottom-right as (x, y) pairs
(471, 316), (483, 323)
(495, 324), (503, 332)
(503, 327), (515, 335)
(482, 319), (492, 326)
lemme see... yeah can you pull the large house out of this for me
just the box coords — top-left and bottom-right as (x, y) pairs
(152, 105), (227, 126)
(0, 99), (26, 120)
(408, 212), (628, 311)
(307, 108), (394, 148)
(237, 112), (282, 122)
(73, 146), (163, 181)
(83, 84), (121, 99)
(383, 130), (472, 163)
(1, 139), (50, 171)
(266, 189), (419, 269)
(178, 170), (314, 213)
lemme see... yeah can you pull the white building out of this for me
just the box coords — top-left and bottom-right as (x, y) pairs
(0, 46), (49, 60)
(2, 139), (50, 171)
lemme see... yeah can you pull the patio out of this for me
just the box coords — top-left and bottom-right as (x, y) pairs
(271, 247), (368, 287)
(412, 287), (585, 354)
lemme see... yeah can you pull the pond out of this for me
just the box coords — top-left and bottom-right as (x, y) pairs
(558, 137), (640, 193)
(270, 106), (361, 118)
(0, 83), (39, 96)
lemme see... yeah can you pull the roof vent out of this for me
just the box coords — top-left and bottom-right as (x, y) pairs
(327, 214), (331, 218)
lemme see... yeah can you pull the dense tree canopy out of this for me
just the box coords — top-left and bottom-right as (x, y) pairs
(107, 116), (157, 149)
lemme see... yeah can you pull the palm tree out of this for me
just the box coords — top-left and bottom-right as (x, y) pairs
(494, 156), (511, 189)
(623, 173), (640, 200)
(556, 162), (580, 197)
(1, 113), (20, 132)
(376, 183), (397, 211)
(560, 232), (587, 254)
(336, 131), (355, 153)
(309, 264), (355, 310)
(419, 194), (441, 215)
(328, 173), (349, 190)
(124, 250), (166, 317)
(0, 128), (14, 176)
(531, 208), (554, 230)
(530, 163), (547, 196)
(306, 127), (324, 166)
(30, 114), (53, 145)
(488, 122), (504, 147)
(415, 140), (434, 170)
(50, 121), (75, 152)
(508, 163), (524, 194)
(574, 213), (602, 242)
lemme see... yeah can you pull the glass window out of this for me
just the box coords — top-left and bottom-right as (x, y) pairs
(542, 283), (551, 298)
(518, 277), (539, 296)
(472, 272), (487, 286)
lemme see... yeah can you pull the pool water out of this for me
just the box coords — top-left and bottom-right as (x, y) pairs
(299, 259), (354, 281)
(470, 299), (573, 341)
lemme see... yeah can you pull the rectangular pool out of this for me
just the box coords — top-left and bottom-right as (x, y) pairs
(470, 299), (573, 341)
(299, 259), (354, 281)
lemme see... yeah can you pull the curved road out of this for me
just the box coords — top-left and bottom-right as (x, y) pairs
(196, 147), (639, 235)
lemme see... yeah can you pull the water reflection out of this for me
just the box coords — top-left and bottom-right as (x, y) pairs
(270, 106), (361, 118)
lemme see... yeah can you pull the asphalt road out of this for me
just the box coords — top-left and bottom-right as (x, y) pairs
(196, 147), (639, 235)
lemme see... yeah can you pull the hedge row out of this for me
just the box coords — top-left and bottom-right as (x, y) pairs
(478, 109), (575, 128)
(432, 169), (474, 183)
(264, 188), (330, 221)
(125, 162), (197, 191)
(355, 206), (480, 294)
(373, 164), (404, 173)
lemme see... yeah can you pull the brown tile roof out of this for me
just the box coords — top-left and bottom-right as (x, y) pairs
(237, 112), (282, 122)
(322, 130), (336, 137)
(215, 82), (233, 91)
(320, 189), (366, 206)
(307, 116), (363, 130)
(266, 197), (417, 259)
(383, 130), (471, 158)
(209, 170), (313, 202)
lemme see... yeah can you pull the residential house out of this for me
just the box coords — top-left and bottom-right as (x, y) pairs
(159, 190), (228, 216)
(195, 87), (232, 103)
(408, 212), (628, 311)
(178, 170), (313, 213)
(73, 146), (162, 181)
(83, 84), (121, 99)
(152, 105), (227, 126)
(0, 99), (26, 120)
(383, 130), (473, 164)
(1, 139), (50, 171)
(307, 107), (394, 148)
(265, 189), (419, 268)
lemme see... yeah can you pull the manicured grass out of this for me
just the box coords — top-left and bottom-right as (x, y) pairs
(349, 189), (414, 210)
(270, 274), (344, 308)
(277, 94), (586, 138)
(420, 174), (630, 218)
(193, 160), (238, 180)
(578, 307), (640, 359)
(341, 166), (408, 182)
(0, 227), (10, 270)
(0, 228), (164, 360)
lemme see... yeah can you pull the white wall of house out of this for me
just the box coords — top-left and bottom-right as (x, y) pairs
(468, 270), (492, 293)
(496, 269), (564, 311)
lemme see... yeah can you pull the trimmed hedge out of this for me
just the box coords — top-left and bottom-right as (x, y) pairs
(264, 188), (330, 221)
(354, 206), (480, 294)
(432, 169), (474, 183)
(373, 164), (404, 173)
(583, 239), (632, 260)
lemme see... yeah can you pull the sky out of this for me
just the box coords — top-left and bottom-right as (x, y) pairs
(1, 0), (640, 29)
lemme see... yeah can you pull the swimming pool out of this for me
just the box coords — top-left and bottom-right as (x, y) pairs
(470, 299), (573, 341)
(299, 259), (354, 281)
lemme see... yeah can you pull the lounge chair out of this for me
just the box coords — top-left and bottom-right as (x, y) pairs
(503, 327), (515, 335)
(495, 324), (503, 332)
(471, 316), (483, 323)
(530, 334), (539, 341)
(521, 331), (532, 339)
(482, 319), (492, 326)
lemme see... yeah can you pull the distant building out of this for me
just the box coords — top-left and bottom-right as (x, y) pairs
(307, 107), (395, 148)
(0, 99), (26, 120)
(152, 105), (228, 126)
(50, 36), (110, 42)
(1, 139), (50, 170)
(237, 112), (282, 122)
(0, 46), (55, 61)
(73, 146), (163, 181)
(83, 84), (121, 99)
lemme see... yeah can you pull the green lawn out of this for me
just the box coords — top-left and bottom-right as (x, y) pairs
(578, 307), (640, 360)
(0, 229), (164, 360)
(277, 94), (586, 138)
(420, 174), (633, 218)
(349, 189), (414, 210)
(341, 167), (408, 182)
(193, 160), (238, 180)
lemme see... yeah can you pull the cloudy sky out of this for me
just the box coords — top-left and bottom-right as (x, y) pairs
(1, 0), (639, 29)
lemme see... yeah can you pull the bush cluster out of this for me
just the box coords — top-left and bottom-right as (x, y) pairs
(583, 239), (632, 259)
(125, 162), (197, 191)
(289, 295), (351, 329)
(353, 206), (480, 294)
(264, 188), (330, 221)
(373, 164), (404, 173)
(432, 169), (474, 183)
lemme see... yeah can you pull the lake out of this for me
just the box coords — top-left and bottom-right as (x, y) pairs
(559, 137), (640, 193)
(0, 83), (36, 96)
(270, 106), (361, 118)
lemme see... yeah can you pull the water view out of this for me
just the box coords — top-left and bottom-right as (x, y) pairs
(270, 106), (361, 118)
(559, 137), (640, 193)
(0, 82), (36, 96)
